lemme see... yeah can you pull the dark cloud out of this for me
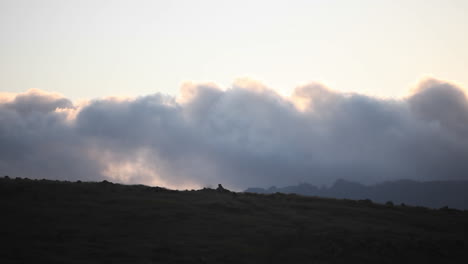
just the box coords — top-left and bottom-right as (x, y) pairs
(0, 89), (101, 181)
(1, 79), (468, 189)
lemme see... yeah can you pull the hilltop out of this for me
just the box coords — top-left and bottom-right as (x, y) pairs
(1, 177), (467, 263)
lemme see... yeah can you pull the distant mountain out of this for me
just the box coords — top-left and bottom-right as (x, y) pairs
(245, 179), (468, 210)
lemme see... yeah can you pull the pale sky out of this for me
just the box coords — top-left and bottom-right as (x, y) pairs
(1, 0), (467, 100)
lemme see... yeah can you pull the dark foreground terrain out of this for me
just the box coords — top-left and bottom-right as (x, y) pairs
(1, 177), (467, 263)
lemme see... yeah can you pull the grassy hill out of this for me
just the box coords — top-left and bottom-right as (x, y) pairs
(1, 177), (467, 263)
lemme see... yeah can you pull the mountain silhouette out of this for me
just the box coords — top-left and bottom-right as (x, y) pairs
(246, 179), (468, 209)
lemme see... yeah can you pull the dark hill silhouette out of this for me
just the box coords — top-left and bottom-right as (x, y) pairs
(1, 176), (468, 263)
(246, 179), (468, 209)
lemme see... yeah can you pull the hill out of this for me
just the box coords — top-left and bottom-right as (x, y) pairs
(246, 179), (468, 210)
(1, 177), (467, 263)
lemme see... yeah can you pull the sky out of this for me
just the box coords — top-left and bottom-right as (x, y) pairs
(1, 1), (468, 190)
(1, 0), (468, 99)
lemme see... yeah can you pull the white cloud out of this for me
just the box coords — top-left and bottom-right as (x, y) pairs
(1, 78), (468, 189)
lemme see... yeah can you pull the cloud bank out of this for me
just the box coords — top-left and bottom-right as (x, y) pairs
(1, 79), (468, 189)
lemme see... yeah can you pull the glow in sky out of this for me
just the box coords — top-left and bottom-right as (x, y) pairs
(1, 0), (468, 99)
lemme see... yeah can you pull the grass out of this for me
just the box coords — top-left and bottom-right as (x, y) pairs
(1, 177), (467, 263)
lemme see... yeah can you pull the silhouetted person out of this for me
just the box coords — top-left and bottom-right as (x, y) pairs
(217, 184), (228, 192)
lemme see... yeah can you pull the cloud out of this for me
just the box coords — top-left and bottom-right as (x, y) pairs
(0, 89), (100, 181)
(1, 79), (468, 189)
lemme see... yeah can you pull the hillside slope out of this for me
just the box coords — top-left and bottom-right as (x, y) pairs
(1, 177), (467, 263)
